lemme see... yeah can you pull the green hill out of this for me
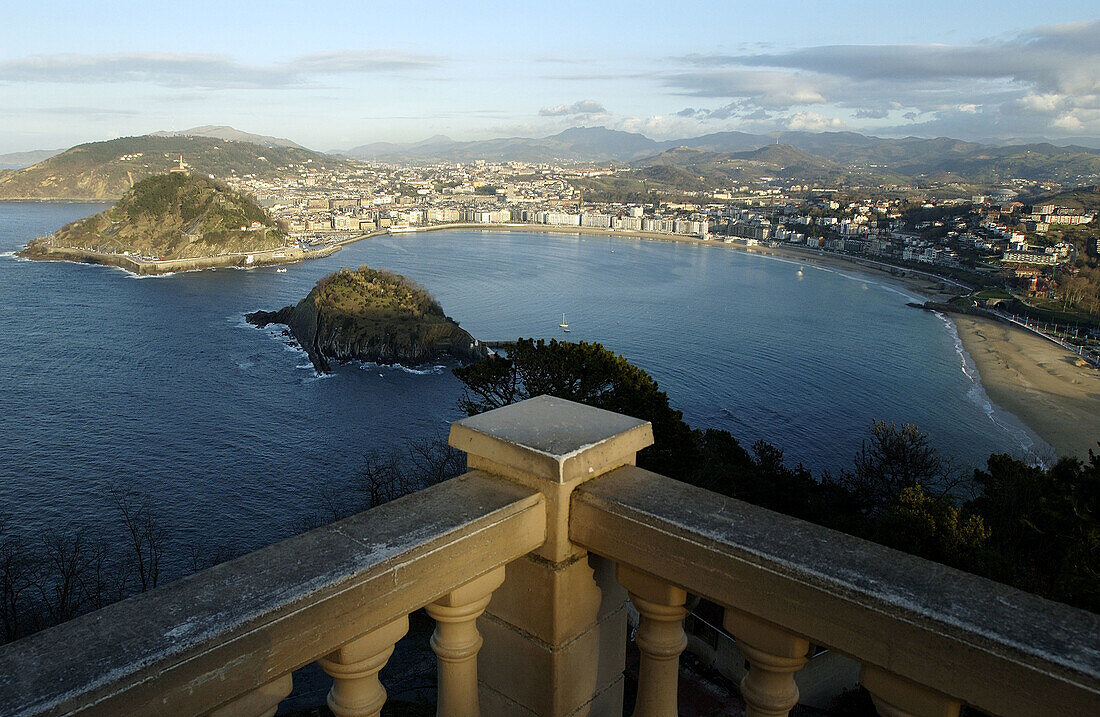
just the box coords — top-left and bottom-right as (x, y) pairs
(0, 135), (349, 200)
(247, 265), (489, 372)
(1023, 185), (1100, 212)
(631, 144), (901, 190)
(21, 173), (287, 260)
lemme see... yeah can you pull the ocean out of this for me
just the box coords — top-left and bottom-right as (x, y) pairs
(0, 202), (1045, 561)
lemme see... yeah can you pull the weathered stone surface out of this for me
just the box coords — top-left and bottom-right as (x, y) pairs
(0, 473), (543, 717)
(572, 466), (1100, 717)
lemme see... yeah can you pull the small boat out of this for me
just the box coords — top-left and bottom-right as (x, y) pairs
(276, 267), (287, 273)
(559, 313), (570, 332)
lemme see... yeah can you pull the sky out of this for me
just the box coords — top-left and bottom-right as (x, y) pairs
(1, 1), (1098, 153)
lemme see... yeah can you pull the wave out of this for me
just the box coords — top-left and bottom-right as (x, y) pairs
(938, 313), (1053, 466)
(0, 251), (16, 258)
(361, 361), (447, 376)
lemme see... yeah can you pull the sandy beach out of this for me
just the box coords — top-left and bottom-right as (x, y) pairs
(954, 315), (1100, 461)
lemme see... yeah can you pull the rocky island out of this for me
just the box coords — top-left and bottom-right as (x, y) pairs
(18, 173), (334, 274)
(247, 265), (489, 373)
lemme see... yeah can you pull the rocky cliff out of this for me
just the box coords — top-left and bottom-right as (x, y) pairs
(247, 266), (488, 373)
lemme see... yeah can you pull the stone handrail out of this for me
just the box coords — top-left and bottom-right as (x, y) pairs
(1, 395), (1097, 716)
(0, 472), (544, 717)
(571, 465), (1100, 717)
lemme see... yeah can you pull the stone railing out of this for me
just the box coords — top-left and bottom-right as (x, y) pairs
(0, 395), (1097, 716)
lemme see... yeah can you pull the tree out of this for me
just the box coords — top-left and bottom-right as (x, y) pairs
(968, 451), (1100, 611)
(830, 421), (962, 514)
(454, 339), (699, 477)
(877, 485), (989, 565)
(110, 486), (167, 592)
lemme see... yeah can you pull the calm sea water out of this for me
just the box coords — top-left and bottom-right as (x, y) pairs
(0, 202), (1046, 557)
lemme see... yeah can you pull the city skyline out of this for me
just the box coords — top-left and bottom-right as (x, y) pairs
(1, 1), (1098, 153)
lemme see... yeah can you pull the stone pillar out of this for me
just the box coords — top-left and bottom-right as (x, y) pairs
(425, 567), (506, 716)
(724, 608), (809, 717)
(318, 616), (409, 717)
(616, 565), (688, 717)
(207, 673), (292, 717)
(449, 396), (654, 717)
(861, 665), (961, 717)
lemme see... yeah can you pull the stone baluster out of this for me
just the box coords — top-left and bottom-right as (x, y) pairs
(318, 616), (409, 717)
(724, 608), (809, 717)
(448, 395), (654, 716)
(425, 566), (506, 716)
(617, 565), (688, 717)
(861, 665), (961, 717)
(206, 673), (292, 717)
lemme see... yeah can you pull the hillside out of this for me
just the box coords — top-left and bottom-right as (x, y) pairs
(150, 125), (306, 149)
(1023, 185), (1100, 212)
(247, 266), (488, 372)
(632, 144), (902, 190)
(0, 135), (348, 200)
(20, 173), (287, 260)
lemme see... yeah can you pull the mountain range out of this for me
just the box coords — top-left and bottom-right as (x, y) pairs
(3, 125), (1100, 200)
(339, 125), (1100, 166)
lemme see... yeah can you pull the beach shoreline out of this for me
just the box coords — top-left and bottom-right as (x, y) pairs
(389, 223), (965, 301)
(952, 314), (1100, 461)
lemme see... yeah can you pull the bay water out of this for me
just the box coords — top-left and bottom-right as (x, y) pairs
(0, 202), (1045, 559)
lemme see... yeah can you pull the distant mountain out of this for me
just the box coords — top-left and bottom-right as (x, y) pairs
(150, 125), (306, 150)
(343, 126), (665, 163)
(340, 126), (1100, 184)
(660, 131), (776, 153)
(633, 144), (874, 189)
(0, 135), (348, 200)
(0, 148), (65, 170)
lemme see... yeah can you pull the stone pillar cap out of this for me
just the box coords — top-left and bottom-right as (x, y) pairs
(449, 395), (654, 484)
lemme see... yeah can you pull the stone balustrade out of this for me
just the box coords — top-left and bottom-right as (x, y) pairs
(0, 395), (1097, 716)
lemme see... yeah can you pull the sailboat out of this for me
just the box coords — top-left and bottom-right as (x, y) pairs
(559, 313), (570, 332)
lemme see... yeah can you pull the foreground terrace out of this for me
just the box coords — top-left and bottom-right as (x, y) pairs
(0, 396), (1097, 716)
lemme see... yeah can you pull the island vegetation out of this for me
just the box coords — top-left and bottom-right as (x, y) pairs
(18, 173), (297, 272)
(247, 265), (488, 373)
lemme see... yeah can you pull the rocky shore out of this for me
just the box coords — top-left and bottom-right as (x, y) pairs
(247, 265), (488, 373)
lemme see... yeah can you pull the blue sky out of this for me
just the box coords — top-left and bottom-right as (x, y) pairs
(1, 1), (1098, 152)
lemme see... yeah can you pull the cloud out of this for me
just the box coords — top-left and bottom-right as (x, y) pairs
(538, 99), (607, 117)
(0, 50), (444, 89)
(783, 112), (846, 132)
(666, 20), (1100, 138)
(293, 50), (442, 74)
(665, 69), (829, 109)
